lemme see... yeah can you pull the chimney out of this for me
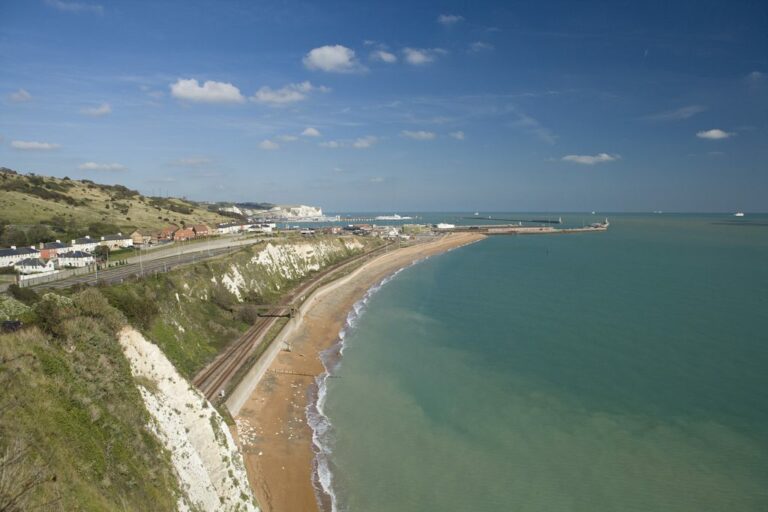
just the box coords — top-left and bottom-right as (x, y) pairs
(39, 242), (44, 249)
(101, 236), (106, 241)
(71, 240), (76, 245)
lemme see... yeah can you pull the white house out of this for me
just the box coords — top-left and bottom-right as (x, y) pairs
(216, 222), (243, 235)
(100, 233), (134, 250)
(57, 251), (95, 268)
(246, 223), (274, 234)
(14, 258), (55, 275)
(436, 223), (456, 230)
(70, 236), (100, 253)
(0, 246), (40, 268)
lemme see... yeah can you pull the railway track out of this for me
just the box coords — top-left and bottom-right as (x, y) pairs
(192, 240), (399, 400)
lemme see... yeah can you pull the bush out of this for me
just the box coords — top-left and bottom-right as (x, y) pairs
(73, 288), (126, 334)
(210, 285), (236, 311)
(236, 304), (261, 324)
(100, 287), (158, 330)
(8, 284), (39, 306)
(33, 294), (78, 337)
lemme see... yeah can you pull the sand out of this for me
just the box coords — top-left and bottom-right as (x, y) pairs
(233, 233), (485, 512)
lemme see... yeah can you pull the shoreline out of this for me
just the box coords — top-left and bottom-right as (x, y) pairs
(233, 232), (485, 512)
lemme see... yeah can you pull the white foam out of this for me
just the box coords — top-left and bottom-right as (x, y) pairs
(306, 263), (413, 512)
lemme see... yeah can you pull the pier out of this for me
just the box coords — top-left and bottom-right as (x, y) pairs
(448, 222), (608, 235)
(462, 216), (563, 224)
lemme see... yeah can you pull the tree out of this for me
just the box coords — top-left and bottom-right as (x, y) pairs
(93, 245), (110, 261)
(0, 227), (28, 248)
(26, 225), (53, 245)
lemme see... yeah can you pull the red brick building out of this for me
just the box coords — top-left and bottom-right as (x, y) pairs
(193, 224), (211, 237)
(173, 227), (196, 241)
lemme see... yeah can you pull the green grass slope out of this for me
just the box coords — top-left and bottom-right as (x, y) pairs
(0, 289), (182, 511)
(0, 167), (233, 245)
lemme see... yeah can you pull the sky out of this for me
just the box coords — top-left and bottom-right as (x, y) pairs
(1, 0), (766, 212)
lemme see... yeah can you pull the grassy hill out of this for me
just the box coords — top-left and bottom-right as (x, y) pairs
(0, 167), (235, 246)
(0, 289), (183, 510)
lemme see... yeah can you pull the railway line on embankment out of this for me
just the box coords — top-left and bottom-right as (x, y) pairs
(192, 239), (399, 401)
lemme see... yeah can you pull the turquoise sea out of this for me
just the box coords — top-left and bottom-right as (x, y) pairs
(310, 214), (768, 512)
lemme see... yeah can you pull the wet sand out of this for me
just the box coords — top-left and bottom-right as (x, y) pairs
(234, 233), (485, 512)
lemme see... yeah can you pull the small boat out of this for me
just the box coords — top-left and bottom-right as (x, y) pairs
(734, 212), (745, 217)
(474, 212), (479, 216)
(591, 211), (596, 215)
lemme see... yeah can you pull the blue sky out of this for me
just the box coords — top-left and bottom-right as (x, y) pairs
(1, 0), (766, 212)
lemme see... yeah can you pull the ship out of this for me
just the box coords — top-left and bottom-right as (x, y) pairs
(375, 214), (413, 221)
(734, 212), (745, 217)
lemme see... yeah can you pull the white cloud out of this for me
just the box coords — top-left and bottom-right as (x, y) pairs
(302, 127), (321, 137)
(277, 134), (298, 142)
(79, 162), (126, 171)
(511, 112), (557, 145)
(9, 89), (32, 103)
(401, 130), (436, 140)
(319, 136), (377, 149)
(303, 45), (364, 73)
(259, 139), (280, 150)
(81, 102), (111, 117)
(696, 129), (733, 140)
(747, 71), (764, 82)
(353, 136), (377, 148)
(450, 131), (465, 140)
(172, 157), (211, 167)
(469, 41), (494, 52)
(45, 0), (103, 14)
(252, 81), (328, 106)
(561, 153), (620, 165)
(11, 140), (60, 151)
(170, 78), (245, 103)
(370, 50), (397, 63)
(645, 105), (707, 121)
(403, 48), (446, 65)
(437, 14), (464, 26)
(369, 176), (385, 183)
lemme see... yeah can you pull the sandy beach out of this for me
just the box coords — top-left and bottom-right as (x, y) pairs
(233, 232), (485, 512)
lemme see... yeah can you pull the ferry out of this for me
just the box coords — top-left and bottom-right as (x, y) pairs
(734, 212), (745, 217)
(375, 214), (413, 221)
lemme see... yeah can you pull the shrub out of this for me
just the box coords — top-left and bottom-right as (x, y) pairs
(32, 294), (78, 337)
(100, 287), (158, 330)
(236, 304), (261, 324)
(8, 284), (39, 306)
(73, 288), (126, 333)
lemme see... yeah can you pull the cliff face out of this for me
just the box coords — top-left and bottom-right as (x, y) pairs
(213, 238), (366, 300)
(119, 327), (258, 512)
(101, 236), (378, 379)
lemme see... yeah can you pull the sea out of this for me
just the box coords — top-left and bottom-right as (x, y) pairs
(309, 213), (768, 512)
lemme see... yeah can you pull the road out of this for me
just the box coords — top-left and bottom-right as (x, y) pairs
(15, 234), (265, 290)
(30, 245), (240, 290)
